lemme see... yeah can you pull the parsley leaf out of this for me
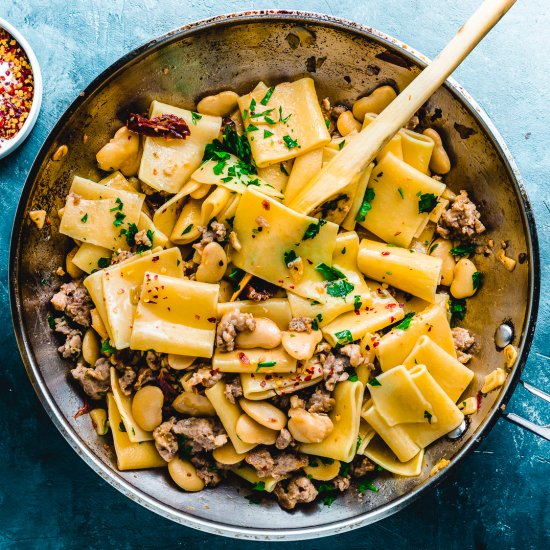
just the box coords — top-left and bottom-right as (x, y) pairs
(368, 378), (381, 387)
(101, 339), (116, 354)
(181, 223), (194, 235)
(418, 193), (438, 213)
(256, 361), (277, 371)
(284, 250), (298, 266)
(119, 222), (138, 246)
(263, 129), (273, 139)
(252, 481), (266, 491)
(278, 106), (291, 123)
(110, 197), (123, 212)
(47, 315), (56, 330)
(203, 125), (256, 173)
(81, 213), (88, 223)
(327, 279), (354, 298)
(398, 187), (404, 199)
(358, 479), (378, 494)
(348, 373), (358, 382)
(302, 218), (327, 240)
(283, 135), (299, 149)
(191, 112), (202, 124)
(338, 140), (346, 151)
(113, 211), (126, 227)
(472, 271), (483, 290)
(119, 421), (126, 432)
(335, 329), (353, 344)
(429, 243), (439, 255)
(356, 188), (375, 222)
(260, 86), (275, 105)
(97, 257), (110, 269)
(394, 312), (415, 330)
(315, 263), (346, 281)
(449, 297), (467, 323)
(450, 243), (476, 258)
(353, 295), (362, 311)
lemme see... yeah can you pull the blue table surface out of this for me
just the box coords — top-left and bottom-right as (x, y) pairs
(0, 1), (548, 548)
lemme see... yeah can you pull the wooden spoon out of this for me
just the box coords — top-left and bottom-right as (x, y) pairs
(287, 0), (517, 214)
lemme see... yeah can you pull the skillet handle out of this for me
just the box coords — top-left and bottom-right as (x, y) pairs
(502, 380), (550, 441)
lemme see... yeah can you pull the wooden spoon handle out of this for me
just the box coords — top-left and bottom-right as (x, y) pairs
(288, 0), (517, 214)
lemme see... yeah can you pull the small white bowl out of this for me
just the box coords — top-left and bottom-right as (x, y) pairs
(0, 17), (42, 160)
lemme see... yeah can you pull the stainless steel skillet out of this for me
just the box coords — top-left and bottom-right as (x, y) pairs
(9, 10), (543, 541)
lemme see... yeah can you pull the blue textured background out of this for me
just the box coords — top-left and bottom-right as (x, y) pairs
(0, 1), (548, 548)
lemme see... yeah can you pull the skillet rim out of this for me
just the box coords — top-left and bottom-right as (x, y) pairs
(9, 10), (540, 540)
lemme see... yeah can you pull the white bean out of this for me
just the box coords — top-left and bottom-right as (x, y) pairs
(239, 399), (287, 431)
(197, 91), (239, 117)
(172, 392), (216, 416)
(168, 458), (205, 491)
(352, 85), (397, 120)
(235, 317), (281, 350)
(303, 459), (341, 481)
(82, 329), (100, 365)
(429, 238), (455, 286)
(195, 242), (227, 283)
(281, 330), (322, 360)
(235, 413), (278, 445)
(450, 258), (478, 299)
(423, 128), (451, 174)
(96, 126), (139, 173)
(287, 408), (333, 443)
(336, 111), (361, 136)
(212, 441), (246, 465)
(131, 386), (164, 432)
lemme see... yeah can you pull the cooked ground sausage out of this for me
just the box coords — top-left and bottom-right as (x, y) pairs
(216, 310), (256, 352)
(153, 417), (178, 462)
(452, 326), (477, 363)
(437, 190), (486, 240)
(274, 476), (318, 509)
(172, 417), (227, 453)
(223, 375), (243, 404)
(245, 448), (308, 480)
(70, 358), (110, 400)
(288, 317), (313, 333)
(50, 280), (93, 327)
(306, 387), (335, 414)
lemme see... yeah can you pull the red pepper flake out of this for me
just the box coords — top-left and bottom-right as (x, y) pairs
(386, 303), (397, 309)
(238, 352), (250, 364)
(381, 251), (390, 256)
(476, 390), (483, 409)
(354, 309), (361, 316)
(207, 316), (216, 323)
(390, 316), (395, 322)
(304, 375), (312, 381)
(289, 285), (295, 289)
(261, 199), (270, 210)
(73, 399), (91, 419)
(0, 28), (35, 144)
(260, 380), (266, 387)
(373, 340), (379, 348)
(195, 314), (200, 320)
(152, 256), (160, 262)
(127, 113), (190, 139)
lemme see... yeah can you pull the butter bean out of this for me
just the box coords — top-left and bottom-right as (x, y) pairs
(280, 330), (322, 360)
(239, 398), (287, 430)
(196, 242), (227, 284)
(423, 128), (451, 174)
(82, 329), (101, 366)
(235, 317), (281, 350)
(197, 91), (239, 117)
(304, 459), (341, 481)
(131, 386), (164, 432)
(235, 413), (278, 445)
(96, 127), (139, 174)
(173, 392), (216, 416)
(352, 85), (397, 120)
(336, 110), (361, 136)
(168, 458), (205, 492)
(287, 408), (333, 443)
(212, 441), (246, 465)
(450, 258), (478, 299)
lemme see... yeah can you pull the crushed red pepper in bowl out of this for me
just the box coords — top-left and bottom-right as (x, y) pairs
(0, 27), (34, 144)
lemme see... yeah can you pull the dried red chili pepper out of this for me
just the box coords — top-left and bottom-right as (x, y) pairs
(127, 113), (190, 139)
(73, 399), (91, 419)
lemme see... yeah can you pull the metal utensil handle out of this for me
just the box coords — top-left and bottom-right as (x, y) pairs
(503, 380), (550, 441)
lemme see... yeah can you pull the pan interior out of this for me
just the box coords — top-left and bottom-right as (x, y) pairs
(11, 14), (536, 535)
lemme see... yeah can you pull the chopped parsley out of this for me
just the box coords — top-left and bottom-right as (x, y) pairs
(398, 187), (404, 199)
(278, 106), (291, 124)
(136, 229), (155, 253)
(263, 129), (274, 139)
(327, 279), (355, 298)
(429, 242), (439, 255)
(449, 297), (467, 323)
(110, 197), (123, 212)
(338, 140), (346, 151)
(119, 223), (138, 247)
(191, 111), (202, 124)
(450, 243), (476, 258)
(472, 271), (483, 290)
(315, 263), (346, 281)
(260, 86), (275, 105)
(47, 315), (56, 330)
(280, 164), (289, 176)
(250, 108), (274, 119)
(256, 361), (277, 371)
(284, 250), (298, 266)
(246, 124), (259, 133)
(358, 479), (378, 494)
(424, 410), (433, 423)
(227, 267), (245, 290)
(177, 435), (193, 459)
(81, 213), (88, 223)
(252, 481), (266, 491)
(283, 135), (299, 149)
(101, 339), (116, 354)
(203, 125), (255, 173)
(418, 192), (438, 213)
(353, 294), (362, 311)
(311, 313), (323, 331)
(119, 421), (126, 432)
(368, 378), (381, 387)
(317, 483), (337, 507)
(356, 188), (376, 222)
(356, 435), (362, 452)
(97, 257), (111, 269)
(113, 211), (126, 227)
(181, 223), (194, 235)
(394, 312), (415, 330)
(348, 373), (358, 382)
(302, 218), (327, 240)
(339, 462), (351, 477)
(335, 329), (353, 344)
